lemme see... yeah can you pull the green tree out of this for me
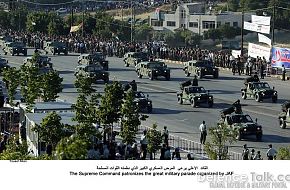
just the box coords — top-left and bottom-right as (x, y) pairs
(2, 67), (21, 106)
(134, 24), (153, 41)
(228, 0), (239, 11)
(55, 134), (88, 160)
(94, 11), (115, 39)
(147, 123), (162, 160)
(40, 71), (63, 102)
(0, 140), (32, 160)
(32, 111), (68, 150)
(98, 81), (124, 142)
(204, 29), (222, 41)
(120, 90), (142, 145)
(204, 123), (238, 160)
(276, 146), (290, 160)
(219, 25), (240, 39)
(74, 74), (95, 96)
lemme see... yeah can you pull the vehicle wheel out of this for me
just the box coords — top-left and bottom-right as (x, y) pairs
(147, 106), (152, 113)
(4, 52), (7, 55)
(198, 72), (203, 79)
(165, 74), (170, 81)
(138, 72), (142, 78)
(242, 92), (247, 99)
(177, 96), (183, 104)
(125, 62), (129, 67)
(17, 53), (19, 56)
(208, 100), (213, 108)
(149, 73), (154, 80)
(213, 71), (219, 78)
(191, 99), (197, 108)
(255, 93), (261, 102)
(53, 51), (55, 55)
(185, 69), (190, 77)
(279, 118), (286, 129)
(12, 52), (14, 56)
(104, 78), (109, 84)
(272, 96), (277, 103)
(24, 52), (27, 56)
(58, 52), (60, 55)
(45, 51), (48, 55)
(65, 52), (68, 56)
(256, 133), (262, 141)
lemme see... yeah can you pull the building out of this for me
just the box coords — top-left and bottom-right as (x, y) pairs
(150, 3), (252, 35)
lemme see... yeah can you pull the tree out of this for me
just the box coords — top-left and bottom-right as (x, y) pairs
(219, 25), (240, 39)
(94, 11), (115, 39)
(204, 123), (238, 160)
(0, 140), (32, 160)
(55, 134), (88, 160)
(98, 81), (124, 143)
(20, 65), (42, 111)
(276, 146), (290, 160)
(32, 111), (69, 151)
(147, 123), (162, 160)
(120, 90), (142, 145)
(204, 29), (222, 41)
(74, 74), (95, 96)
(2, 67), (21, 106)
(228, 0), (239, 11)
(41, 71), (63, 102)
(134, 24), (153, 41)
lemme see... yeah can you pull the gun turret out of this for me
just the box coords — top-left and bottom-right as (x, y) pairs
(282, 101), (290, 113)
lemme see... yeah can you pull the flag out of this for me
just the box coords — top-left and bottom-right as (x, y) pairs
(70, 22), (83, 33)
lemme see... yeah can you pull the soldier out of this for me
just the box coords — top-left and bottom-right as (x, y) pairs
(260, 63), (265, 79)
(282, 65), (286, 81)
(192, 75), (198, 86)
(162, 126), (169, 146)
(233, 99), (242, 114)
(199, 121), (207, 145)
(253, 72), (260, 82)
(129, 80), (137, 91)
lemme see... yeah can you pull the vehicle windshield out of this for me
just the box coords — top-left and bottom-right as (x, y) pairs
(51, 42), (66, 47)
(134, 92), (146, 98)
(253, 83), (270, 89)
(187, 87), (206, 93)
(231, 115), (253, 123)
(86, 65), (103, 72)
(90, 53), (105, 61)
(195, 60), (213, 67)
(133, 52), (148, 59)
(148, 62), (165, 68)
(12, 42), (24, 47)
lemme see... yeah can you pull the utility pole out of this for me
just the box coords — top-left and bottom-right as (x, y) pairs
(18, 0), (21, 31)
(130, 0), (133, 42)
(241, 9), (244, 57)
(71, 4), (74, 28)
(82, 0), (84, 38)
(271, 4), (276, 46)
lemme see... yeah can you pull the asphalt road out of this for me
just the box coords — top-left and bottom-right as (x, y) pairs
(2, 49), (290, 158)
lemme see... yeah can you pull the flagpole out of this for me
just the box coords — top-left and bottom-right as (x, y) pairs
(82, 0), (84, 38)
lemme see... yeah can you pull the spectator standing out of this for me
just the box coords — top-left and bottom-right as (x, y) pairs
(242, 144), (249, 160)
(199, 121), (207, 144)
(254, 151), (262, 160)
(162, 126), (169, 146)
(266, 144), (277, 160)
(282, 65), (286, 81)
(140, 130), (148, 160)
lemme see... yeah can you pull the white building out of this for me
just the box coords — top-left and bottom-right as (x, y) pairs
(150, 3), (252, 35)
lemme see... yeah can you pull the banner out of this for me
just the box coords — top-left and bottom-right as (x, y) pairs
(70, 22), (83, 33)
(248, 43), (271, 60)
(252, 15), (271, 26)
(244, 21), (270, 34)
(258, 33), (272, 46)
(231, 50), (241, 58)
(271, 47), (290, 68)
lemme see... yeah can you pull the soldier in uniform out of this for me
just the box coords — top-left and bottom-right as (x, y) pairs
(192, 75), (198, 86)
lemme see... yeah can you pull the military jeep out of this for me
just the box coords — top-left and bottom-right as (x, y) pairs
(135, 61), (170, 80)
(218, 113), (263, 141)
(0, 58), (9, 73)
(3, 42), (27, 56)
(44, 41), (68, 55)
(23, 55), (53, 68)
(177, 86), (214, 108)
(74, 64), (109, 83)
(133, 91), (152, 113)
(278, 101), (290, 129)
(241, 82), (277, 103)
(0, 36), (12, 47)
(77, 53), (109, 71)
(183, 59), (219, 79)
(123, 52), (149, 67)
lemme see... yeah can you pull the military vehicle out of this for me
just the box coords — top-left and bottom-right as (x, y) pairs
(278, 101), (290, 129)
(241, 82), (277, 102)
(77, 53), (109, 71)
(0, 36), (12, 47)
(44, 41), (68, 55)
(74, 64), (109, 83)
(123, 52), (149, 67)
(219, 104), (263, 141)
(183, 59), (219, 79)
(2, 42), (27, 56)
(177, 86), (214, 108)
(135, 61), (170, 80)
(0, 58), (9, 73)
(23, 55), (53, 68)
(133, 91), (152, 113)
(123, 80), (137, 91)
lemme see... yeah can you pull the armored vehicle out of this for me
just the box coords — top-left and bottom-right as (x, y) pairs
(183, 59), (219, 79)
(135, 61), (170, 80)
(0, 36), (12, 47)
(241, 82), (277, 102)
(3, 42), (27, 56)
(133, 91), (152, 113)
(74, 64), (109, 83)
(177, 86), (214, 108)
(77, 53), (108, 71)
(44, 41), (68, 55)
(23, 55), (53, 68)
(218, 113), (263, 141)
(278, 101), (290, 129)
(123, 52), (149, 67)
